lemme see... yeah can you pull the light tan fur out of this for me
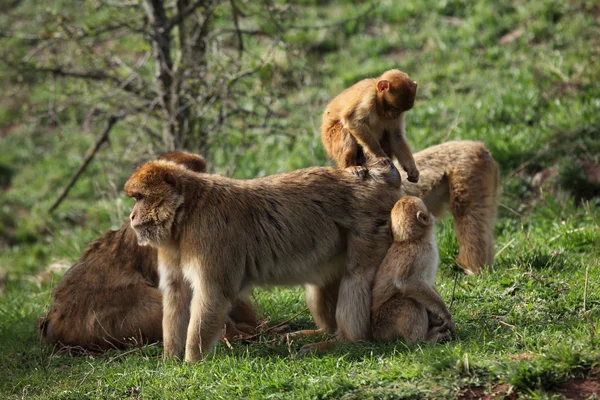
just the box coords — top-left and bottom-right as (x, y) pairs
(401, 140), (500, 274)
(321, 69), (419, 183)
(124, 162), (400, 361)
(38, 152), (258, 352)
(371, 196), (455, 344)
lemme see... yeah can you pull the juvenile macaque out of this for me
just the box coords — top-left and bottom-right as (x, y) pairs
(400, 140), (499, 274)
(321, 69), (419, 183)
(371, 196), (455, 344)
(38, 152), (258, 352)
(124, 161), (399, 361)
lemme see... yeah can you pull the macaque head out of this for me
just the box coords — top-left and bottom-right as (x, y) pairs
(376, 69), (418, 118)
(158, 151), (207, 173)
(124, 161), (186, 246)
(389, 196), (434, 241)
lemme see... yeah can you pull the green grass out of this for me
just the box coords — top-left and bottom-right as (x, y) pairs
(1, 0), (600, 398)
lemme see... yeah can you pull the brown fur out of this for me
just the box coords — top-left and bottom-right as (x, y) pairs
(371, 197), (455, 344)
(158, 151), (207, 173)
(321, 69), (419, 183)
(38, 152), (258, 352)
(124, 162), (400, 361)
(401, 140), (500, 274)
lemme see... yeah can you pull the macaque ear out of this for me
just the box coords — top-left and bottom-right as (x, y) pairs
(163, 170), (179, 191)
(416, 210), (430, 225)
(377, 79), (390, 92)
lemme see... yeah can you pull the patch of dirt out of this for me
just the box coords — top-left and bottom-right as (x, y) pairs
(457, 383), (517, 399)
(553, 374), (600, 400)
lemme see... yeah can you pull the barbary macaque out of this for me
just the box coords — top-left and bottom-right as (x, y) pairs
(371, 196), (455, 344)
(321, 69), (419, 183)
(38, 152), (258, 352)
(124, 161), (399, 361)
(401, 140), (499, 274)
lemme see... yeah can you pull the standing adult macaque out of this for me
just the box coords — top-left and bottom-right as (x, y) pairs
(400, 141), (499, 274)
(371, 197), (455, 344)
(321, 69), (419, 183)
(38, 152), (258, 352)
(124, 162), (399, 361)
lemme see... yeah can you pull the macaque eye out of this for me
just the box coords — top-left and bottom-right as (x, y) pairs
(134, 193), (145, 201)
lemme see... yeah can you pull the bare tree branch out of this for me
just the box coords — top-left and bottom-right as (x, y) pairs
(0, 31), (44, 40)
(4, 0), (310, 162)
(230, 0), (244, 55)
(227, 37), (281, 86)
(143, 0), (176, 149)
(48, 115), (125, 213)
(165, 0), (214, 31)
(14, 63), (153, 101)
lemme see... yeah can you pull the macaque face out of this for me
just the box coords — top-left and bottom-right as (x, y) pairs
(124, 165), (184, 246)
(377, 70), (418, 118)
(127, 191), (162, 246)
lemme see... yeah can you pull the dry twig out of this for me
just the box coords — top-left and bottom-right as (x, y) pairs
(48, 115), (124, 213)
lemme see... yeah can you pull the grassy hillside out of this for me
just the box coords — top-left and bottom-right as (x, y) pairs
(1, 0), (599, 398)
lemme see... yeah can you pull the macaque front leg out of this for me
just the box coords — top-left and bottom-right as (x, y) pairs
(389, 131), (419, 183)
(345, 120), (394, 166)
(185, 278), (232, 362)
(159, 265), (192, 360)
(396, 279), (455, 333)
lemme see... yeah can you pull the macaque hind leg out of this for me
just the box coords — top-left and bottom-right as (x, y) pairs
(305, 281), (339, 334)
(336, 234), (389, 342)
(297, 339), (337, 357)
(397, 280), (455, 333)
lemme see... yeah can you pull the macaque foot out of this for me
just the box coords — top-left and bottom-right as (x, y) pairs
(345, 166), (368, 180)
(287, 328), (326, 338)
(426, 317), (456, 343)
(426, 326), (453, 343)
(439, 319), (457, 335)
(368, 157), (401, 187)
(297, 339), (337, 357)
(269, 324), (291, 334)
